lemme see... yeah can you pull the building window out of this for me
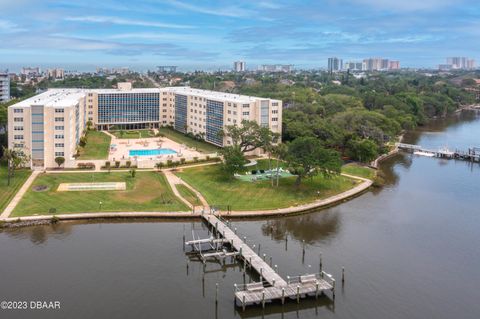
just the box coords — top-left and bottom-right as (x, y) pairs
(13, 109), (23, 113)
(272, 102), (279, 106)
(14, 126), (23, 131)
(14, 117), (23, 122)
(272, 110), (278, 114)
(55, 143), (64, 147)
(55, 117), (64, 122)
(14, 135), (24, 140)
(55, 134), (64, 139)
(242, 104), (250, 108)
(242, 112), (249, 116)
(55, 152), (64, 157)
(272, 117), (278, 122)
(55, 108), (64, 113)
(55, 126), (64, 130)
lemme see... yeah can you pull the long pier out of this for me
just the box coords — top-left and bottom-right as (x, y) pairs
(186, 213), (335, 309)
(397, 143), (480, 162)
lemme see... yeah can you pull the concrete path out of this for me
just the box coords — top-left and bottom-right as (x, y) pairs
(163, 170), (210, 212)
(1, 170), (40, 219)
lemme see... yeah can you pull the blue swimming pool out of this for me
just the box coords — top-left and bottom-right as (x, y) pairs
(129, 148), (177, 156)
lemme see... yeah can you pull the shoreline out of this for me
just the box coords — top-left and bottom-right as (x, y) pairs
(0, 174), (372, 226)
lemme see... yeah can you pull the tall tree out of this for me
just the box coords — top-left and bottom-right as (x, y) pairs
(2, 147), (29, 186)
(286, 137), (342, 186)
(220, 145), (246, 178)
(220, 120), (264, 153)
(258, 127), (280, 186)
(272, 143), (288, 187)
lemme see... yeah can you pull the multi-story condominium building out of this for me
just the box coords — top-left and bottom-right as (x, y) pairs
(260, 64), (293, 73)
(0, 71), (10, 103)
(233, 61), (246, 72)
(343, 61), (364, 71)
(8, 84), (282, 169)
(388, 60), (400, 70)
(327, 57), (343, 72)
(46, 68), (65, 80)
(21, 67), (41, 78)
(444, 57), (476, 70)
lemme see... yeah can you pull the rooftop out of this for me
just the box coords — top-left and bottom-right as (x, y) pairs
(9, 86), (279, 108)
(11, 89), (86, 108)
(164, 87), (267, 103)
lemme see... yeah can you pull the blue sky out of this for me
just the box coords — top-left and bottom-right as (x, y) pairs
(0, 0), (479, 71)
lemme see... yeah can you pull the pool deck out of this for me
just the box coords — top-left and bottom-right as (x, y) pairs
(108, 136), (203, 162)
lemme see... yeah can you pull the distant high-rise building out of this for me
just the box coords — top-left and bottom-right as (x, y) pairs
(46, 68), (65, 80)
(438, 64), (453, 71)
(363, 58), (395, 71)
(260, 64), (293, 72)
(467, 59), (476, 70)
(327, 57), (343, 72)
(21, 67), (41, 78)
(389, 61), (400, 70)
(0, 71), (10, 102)
(233, 61), (246, 72)
(343, 61), (363, 71)
(444, 57), (476, 70)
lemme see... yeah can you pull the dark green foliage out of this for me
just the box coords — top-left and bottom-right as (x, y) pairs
(286, 137), (342, 186)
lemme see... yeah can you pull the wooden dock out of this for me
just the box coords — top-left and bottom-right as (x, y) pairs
(397, 143), (480, 162)
(187, 213), (336, 309)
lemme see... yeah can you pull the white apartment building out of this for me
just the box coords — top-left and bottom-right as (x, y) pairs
(233, 61), (246, 72)
(0, 71), (10, 103)
(8, 85), (282, 169)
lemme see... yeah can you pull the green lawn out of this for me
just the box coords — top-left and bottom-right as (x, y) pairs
(342, 163), (376, 180)
(176, 184), (201, 206)
(0, 164), (31, 212)
(176, 164), (359, 211)
(12, 171), (189, 216)
(78, 130), (111, 160)
(157, 127), (220, 154)
(110, 130), (155, 139)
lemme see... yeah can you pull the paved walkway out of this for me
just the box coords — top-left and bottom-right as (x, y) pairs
(163, 170), (210, 212)
(1, 170), (40, 219)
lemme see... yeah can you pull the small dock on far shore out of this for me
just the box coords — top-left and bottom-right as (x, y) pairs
(185, 213), (336, 309)
(397, 143), (480, 162)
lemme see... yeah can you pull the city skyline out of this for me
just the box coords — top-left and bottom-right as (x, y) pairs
(0, 0), (479, 70)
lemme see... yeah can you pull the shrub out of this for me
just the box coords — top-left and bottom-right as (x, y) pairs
(206, 156), (210, 161)
(126, 160), (132, 168)
(51, 216), (59, 224)
(180, 158), (186, 164)
(193, 157), (198, 162)
(129, 168), (136, 178)
(77, 162), (95, 169)
(167, 159), (173, 167)
(115, 161), (120, 168)
(105, 161), (111, 169)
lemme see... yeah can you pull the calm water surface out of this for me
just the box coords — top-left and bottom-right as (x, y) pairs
(1, 111), (479, 319)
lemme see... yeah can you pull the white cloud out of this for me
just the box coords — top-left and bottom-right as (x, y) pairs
(0, 19), (26, 33)
(64, 15), (194, 29)
(346, 0), (461, 11)
(107, 32), (218, 43)
(163, 0), (254, 18)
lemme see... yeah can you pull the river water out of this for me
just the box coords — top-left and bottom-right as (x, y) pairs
(1, 111), (479, 319)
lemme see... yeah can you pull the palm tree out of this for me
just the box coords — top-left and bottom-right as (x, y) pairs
(2, 147), (14, 186)
(272, 143), (288, 187)
(2, 147), (29, 186)
(259, 128), (280, 186)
